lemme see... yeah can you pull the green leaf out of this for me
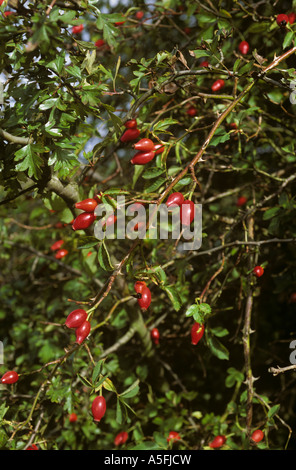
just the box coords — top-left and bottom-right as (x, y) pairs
(77, 236), (99, 250)
(283, 31), (294, 49)
(14, 144), (44, 179)
(185, 304), (200, 318)
(161, 285), (182, 311)
(267, 404), (280, 418)
(263, 207), (280, 220)
(92, 360), (105, 384)
(120, 379), (140, 399)
(98, 241), (114, 271)
(191, 50), (211, 58)
(208, 336), (229, 360)
(142, 167), (166, 180)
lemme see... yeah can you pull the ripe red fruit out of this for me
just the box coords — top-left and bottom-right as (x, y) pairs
(211, 79), (225, 92)
(238, 40), (250, 55)
(167, 431), (181, 442)
(251, 429), (264, 443)
(135, 11), (144, 20)
(288, 12), (296, 24)
(114, 431), (129, 446)
(134, 138), (155, 152)
(75, 198), (98, 212)
(55, 248), (68, 259)
(137, 286), (151, 311)
(134, 281), (147, 293)
(75, 320), (91, 344)
(1, 371), (19, 385)
(131, 150), (155, 165)
(115, 21), (125, 26)
(191, 322), (205, 345)
(101, 214), (117, 227)
(209, 435), (226, 448)
(180, 200), (195, 226)
(69, 412), (78, 423)
(236, 196), (247, 207)
(26, 444), (38, 450)
(72, 212), (96, 231)
(4, 11), (14, 17)
(253, 266), (264, 278)
(50, 239), (64, 251)
(166, 192), (185, 208)
(65, 309), (87, 329)
(151, 328), (160, 345)
(200, 60), (209, 67)
(124, 119), (138, 129)
(289, 292), (296, 303)
(95, 39), (105, 48)
(276, 14), (289, 26)
(120, 128), (140, 143)
(72, 24), (84, 34)
(91, 396), (106, 422)
(186, 106), (197, 117)
(153, 144), (165, 154)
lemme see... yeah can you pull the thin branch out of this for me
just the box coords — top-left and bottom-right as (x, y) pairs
(268, 364), (296, 376)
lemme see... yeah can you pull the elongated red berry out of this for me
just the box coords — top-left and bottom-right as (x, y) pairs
(166, 192), (184, 208)
(191, 322), (205, 345)
(69, 412), (78, 423)
(133, 138), (155, 152)
(75, 198), (98, 212)
(251, 429), (264, 443)
(151, 328), (160, 345)
(209, 435), (226, 448)
(137, 286), (151, 311)
(26, 444), (38, 450)
(288, 12), (296, 24)
(180, 200), (195, 226)
(72, 212), (96, 231)
(75, 320), (91, 344)
(1, 371), (19, 384)
(95, 39), (105, 48)
(200, 60), (209, 67)
(101, 214), (117, 227)
(114, 431), (129, 446)
(167, 431), (181, 442)
(65, 309), (87, 329)
(135, 10), (144, 20)
(238, 40), (250, 55)
(134, 281), (147, 293)
(55, 248), (68, 259)
(131, 150), (155, 165)
(276, 14), (289, 26)
(50, 239), (64, 251)
(186, 106), (197, 117)
(211, 79), (225, 92)
(120, 128), (140, 143)
(236, 196), (247, 207)
(253, 266), (264, 278)
(72, 24), (84, 34)
(91, 396), (106, 422)
(154, 144), (165, 154)
(124, 119), (137, 129)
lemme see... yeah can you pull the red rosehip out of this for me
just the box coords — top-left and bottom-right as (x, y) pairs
(4, 11), (14, 17)
(253, 266), (264, 278)
(95, 39), (105, 48)
(166, 192), (185, 208)
(72, 24), (84, 34)
(191, 322), (205, 345)
(91, 395), (106, 422)
(72, 212), (96, 231)
(167, 431), (181, 442)
(114, 431), (129, 446)
(69, 412), (78, 423)
(75, 320), (91, 344)
(236, 196), (247, 207)
(133, 138), (155, 152)
(186, 106), (197, 117)
(131, 150), (155, 165)
(153, 143), (165, 154)
(251, 429), (264, 443)
(134, 281), (147, 293)
(115, 21), (125, 26)
(120, 128), (140, 143)
(75, 198), (98, 212)
(26, 444), (38, 450)
(276, 14), (289, 26)
(124, 119), (138, 129)
(209, 435), (226, 448)
(50, 239), (64, 251)
(1, 371), (19, 384)
(288, 12), (296, 24)
(184, 27), (191, 34)
(180, 200), (195, 226)
(55, 248), (68, 259)
(151, 328), (160, 345)
(137, 286), (151, 311)
(238, 40), (250, 55)
(101, 214), (117, 227)
(200, 60), (209, 67)
(65, 309), (87, 329)
(211, 79), (225, 92)
(135, 11), (144, 20)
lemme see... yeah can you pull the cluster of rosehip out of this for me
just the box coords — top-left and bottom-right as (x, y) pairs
(120, 120), (164, 165)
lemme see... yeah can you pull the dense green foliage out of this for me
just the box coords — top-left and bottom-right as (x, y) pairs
(0, 0), (296, 451)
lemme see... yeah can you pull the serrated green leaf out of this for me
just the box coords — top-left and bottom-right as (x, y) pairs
(77, 236), (99, 250)
(208, 336), (229, 360)
(98, 241), (114, 271)
(161, 285), (182, 311)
